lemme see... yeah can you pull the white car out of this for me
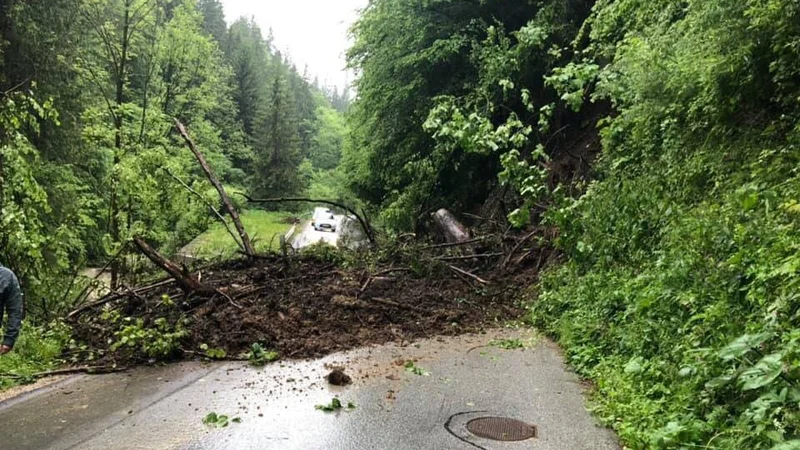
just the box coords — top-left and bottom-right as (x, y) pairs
(312, 208), (337, 232)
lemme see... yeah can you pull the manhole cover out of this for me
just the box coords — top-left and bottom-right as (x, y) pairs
(466, 417), (537, 441)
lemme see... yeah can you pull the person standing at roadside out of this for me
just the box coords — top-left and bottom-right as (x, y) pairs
(0, 264), (24, 354)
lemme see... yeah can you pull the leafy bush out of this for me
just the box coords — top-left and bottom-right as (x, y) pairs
(532, 0), (800, 448)
(105, 311), (188, 360)
(245, 343), (278, 366)
(0, 322), (71, 389)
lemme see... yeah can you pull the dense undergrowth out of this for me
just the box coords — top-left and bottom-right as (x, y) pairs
(532, 0), (800, 448)
(0, 324), (71, 389)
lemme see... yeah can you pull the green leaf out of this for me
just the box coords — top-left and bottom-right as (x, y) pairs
(315, 397), (348, 412)
(739, 353), (783, 391)
(624, 357), (644, 374)
(203, 412), (231, 428)
(404, 361), (431, 376)
(742, 192), (759, 211)
(771, 440), (800, 450)
(705, 373), (736, 390)
(718, 333), (773, 360)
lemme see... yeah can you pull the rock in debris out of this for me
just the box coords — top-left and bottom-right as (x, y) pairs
(325, 368), (352, 386)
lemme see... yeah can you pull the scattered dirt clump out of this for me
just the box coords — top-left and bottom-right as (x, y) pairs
(325, 368), (352, 386)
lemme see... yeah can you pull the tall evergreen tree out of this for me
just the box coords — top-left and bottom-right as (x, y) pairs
(225, 18), (269, 137)
(251, 68), (305, 198)
(196, 0), (227, 45)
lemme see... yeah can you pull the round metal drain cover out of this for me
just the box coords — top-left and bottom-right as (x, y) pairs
(466, 417), (537, 441)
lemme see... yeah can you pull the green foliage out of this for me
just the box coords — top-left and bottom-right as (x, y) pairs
(246, 343), (278, 367)
(0, 323), (72, 390)
(198, 343), (226, 360)
(530, 0), (800, 448)
(315, 397), (356, 412)
(346, 0), (593, 230)
(489, 338), (525, 350)
(251, 69), (306, 198)
(202, 412), (240, 428)
(0, 90), (85, 311)
(404, 361), (431, 376)
(108, 316), (188, 359)
(309, 102), (346, 171)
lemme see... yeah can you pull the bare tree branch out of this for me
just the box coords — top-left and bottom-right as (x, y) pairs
(174, 119), (256, 256)
(164, 169), (245, 253)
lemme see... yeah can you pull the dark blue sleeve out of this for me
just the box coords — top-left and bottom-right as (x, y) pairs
(0, 268), (24, 348)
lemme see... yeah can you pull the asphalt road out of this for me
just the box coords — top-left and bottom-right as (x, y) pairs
(291, 215), (342, 249)
(0, 329), (619, 450)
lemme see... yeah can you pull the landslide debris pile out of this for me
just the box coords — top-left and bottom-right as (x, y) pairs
(72, 254), (532, 363)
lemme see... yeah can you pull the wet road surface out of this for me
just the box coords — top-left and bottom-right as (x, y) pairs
(291, 216), (342, 249)
(0, 329), (619, 450)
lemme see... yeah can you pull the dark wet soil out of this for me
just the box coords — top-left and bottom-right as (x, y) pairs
(73, 254), (534, 363)
(325, 368), (352, 386)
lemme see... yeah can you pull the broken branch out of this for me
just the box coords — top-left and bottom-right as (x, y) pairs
(502, 230), (538, 268)
(132, 236), (206, 294)
(164, 168), (244, 253)
(174, 119), (255, 256)
(359, 267), (412, 294)
(422, 236), (491, 250)
(446, 265), (490, 285)
(66, 278), (176, 321)
(433, 252), (505, 262)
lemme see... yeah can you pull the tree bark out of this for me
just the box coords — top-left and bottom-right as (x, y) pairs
(174, 119), (255, 256)
(432, 209), (469, 244)
(132, 236), (204, 293)
(109, 1), (131, 290)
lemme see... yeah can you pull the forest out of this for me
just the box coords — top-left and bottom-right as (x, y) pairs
(1, 0), (349, 305)
(3, 0), (800, 449)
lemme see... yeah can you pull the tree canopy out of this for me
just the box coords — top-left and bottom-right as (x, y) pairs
(345, 0), (800, 447)
(0, 0), (347, 309)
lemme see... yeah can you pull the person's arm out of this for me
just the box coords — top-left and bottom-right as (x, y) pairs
(0, 268), (24, 351)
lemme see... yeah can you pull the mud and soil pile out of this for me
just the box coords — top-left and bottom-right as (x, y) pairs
(73, 254), (535, 362)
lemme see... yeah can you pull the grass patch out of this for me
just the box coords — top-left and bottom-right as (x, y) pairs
(0, 324), (71, 390)
(184, 210), (297, 258)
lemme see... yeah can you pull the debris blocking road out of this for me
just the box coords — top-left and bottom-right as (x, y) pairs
(73, 254), (531, 363)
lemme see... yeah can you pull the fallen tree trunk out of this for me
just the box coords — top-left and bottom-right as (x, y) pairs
(133, 236), (206, 293)
(432, 209), (470, 244)
(240, 194), (376, 245)
(174, 119), (255, 256)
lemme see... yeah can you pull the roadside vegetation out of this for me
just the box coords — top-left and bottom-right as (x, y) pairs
(345, 1), (800, 448)
(529, 2), (800, 447)
(2, 0), (800, 448)
(185, 210), (296, 259)
(0, 325), (71, 389)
